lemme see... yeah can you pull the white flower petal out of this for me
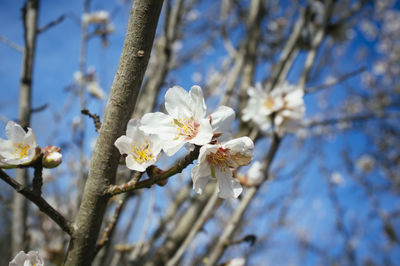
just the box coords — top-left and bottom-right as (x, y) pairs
(149, 135), (163, 155)
(191, 163), (211, 195)
(223, 137), (254, 154)
(114, 135), (134, 155)
(189, 85), (206, 120)
(140, 112), (176, 139)
(23, 128), (37, 147)
(164, 86), (192, 118)
(162, 139), (185, 156)
(189, 119), (213, 146)
(125, 155), (147, 172)
(216, 168), (242, 199)
(211, 105), (235, 133)
(126, 118), (141, 138)
(6, 121), (26, 142)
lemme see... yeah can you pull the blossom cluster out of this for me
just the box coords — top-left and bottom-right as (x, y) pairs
(0, 121), (62, 169)
(115, 85), (254, 199)
(242, 82), (305, 135)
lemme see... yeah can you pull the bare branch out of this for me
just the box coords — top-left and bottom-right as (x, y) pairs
(0, 35), (23, 52)
(306, 67), (366, 93)
(81, 108), (102, 132)
(106, 145), (200, 196)
(37, 14), (66, 34)
(0, 169), (72, 235)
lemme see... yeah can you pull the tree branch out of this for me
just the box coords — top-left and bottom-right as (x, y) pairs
(64, 1), (164, 264)
(0, 169), (72, 235)
(106, 145), (200, 196)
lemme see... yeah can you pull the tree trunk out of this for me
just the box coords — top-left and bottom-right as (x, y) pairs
(64, 0), (164, 265)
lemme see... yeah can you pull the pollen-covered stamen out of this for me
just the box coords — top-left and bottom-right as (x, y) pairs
(131, 141), (153, 164)
(13, 143), (30, 159)
(264, 96), (275, 109)
(206, 147), (236, 171)
(172, 117), (199, 140)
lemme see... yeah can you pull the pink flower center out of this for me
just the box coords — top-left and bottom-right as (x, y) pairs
(206, 147), (234, 170)
(173, 117), (199, 140)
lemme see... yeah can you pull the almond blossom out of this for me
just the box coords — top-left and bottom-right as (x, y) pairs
(9, 250), (44, 266)
(82, 10), (110, 26)
(140, 85), (214, 156)
(191, 137), (254, 199)
(0, 121), (39, 167)
(242, 82), (305, 134)
(114, 119), (162, 172)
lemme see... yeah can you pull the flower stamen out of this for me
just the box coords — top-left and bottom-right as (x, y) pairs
(206, 147), (235, 172)
(131, 141), (153, 164)
(264, 96), (275, 109)
(172, 117), (199, 140)
(13, 143), (30, 159)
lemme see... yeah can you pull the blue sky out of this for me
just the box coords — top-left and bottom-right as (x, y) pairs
(0, 1), (399, 265)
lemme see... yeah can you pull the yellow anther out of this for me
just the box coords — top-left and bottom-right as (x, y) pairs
(264, 97), (275, 109)
(131, 141), (153, 164)
(13, 143), (30, 159)
(207, 147), (234, 171)
(172, 117), (199, 140)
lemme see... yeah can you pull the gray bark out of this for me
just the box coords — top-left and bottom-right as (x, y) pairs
(64, 0), (164, 265)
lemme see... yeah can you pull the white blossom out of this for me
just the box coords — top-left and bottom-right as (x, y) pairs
(115, 119), (162, 172)
(87, 81), (105, 100)
(82, 10), (110, 26)
(191, 137), (254, 199)
(356, 155), (375, 172)
(9, 250), (44, 266)
(140, 85), (214, 156)
(242, 82), (305, 134)
(0, 121), (39, 167)
(330, 172), (344, 185)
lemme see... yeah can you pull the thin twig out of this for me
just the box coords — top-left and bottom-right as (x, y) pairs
(30, 103), (49, 114)
(106, 145), (200, 196)
(0, 35), (23, 52)
(37, 14), (66, 34)
(0, 169), (72, 235)
(306, 67), (366, 93)
(81, 108), (102, 132)
(95, 198), (126, 254)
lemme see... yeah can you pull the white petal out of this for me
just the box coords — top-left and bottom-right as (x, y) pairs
(223, 137), (254, 154)
(189, 118), (212, 146)
(6, 121), (26, 142)
(149, 135), (163, 155)
(164, 86), (192, 118)
(125, 155), (147, 172)
(126, 118), (141, 138)
(10, 251), (28, 265)
(140, 112), (176, 139)
(162, 139), (185, 156)
(216, 168), (242, 199)
(189, 85), (206, 120)
(0, 139), (13, 158)
(191, 163), (211, 195)
(211, 105), (235, 133)
(23, 128), (37, 147)
(114, 135), (134, 155)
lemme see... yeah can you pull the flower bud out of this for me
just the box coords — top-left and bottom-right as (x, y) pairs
(42, 146), (62, 168)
